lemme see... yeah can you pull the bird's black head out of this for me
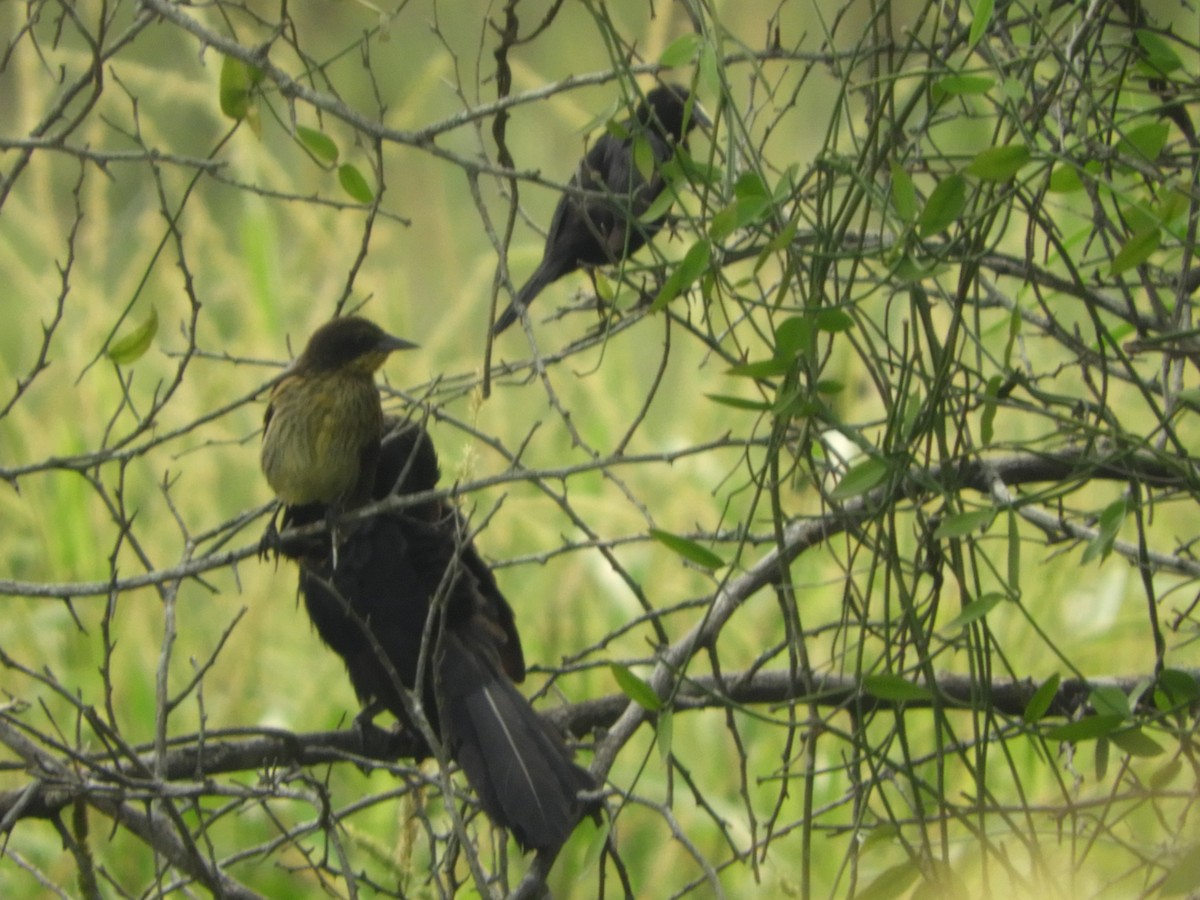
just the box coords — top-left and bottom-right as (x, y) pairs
(296, 316), (418, 376)
(638, 85), (707, 141)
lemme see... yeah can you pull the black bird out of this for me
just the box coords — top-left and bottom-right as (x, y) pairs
(493, 84), (705, 334)
(280, 419), (598, 853)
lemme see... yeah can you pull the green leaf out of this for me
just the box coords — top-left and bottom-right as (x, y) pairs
(337, 164), (374, 203)
(854, 861), (922, 900)
(966, 144), (1031, 182)
(708, 203), (740, 241)
(706, 393), (772, 412)
(659, 33), (701, 68)
(919, 174), (966, 237)
(814, 308), (854, 333)
(1048, 164), (1083, 194)
(632, 135), (655, 181)
(936, 75), (994, 96)
(774, 316), (812, 360)
(1007, 508), (1020, 594)
(1158, 669), (1200, 707)
(610, 664), (661, 711)
(830, 457), (889, 500)
(1046, 714), (1124, 743)
(297, 126), (338, 164)
(1081, 497), (1126, 564)
(727, 357), (793, 379)
(1149, 758), (1183, 790)
(1095, 735), (1109, 780)
(941, 593), (1005, 631)
(1089, 685), (1131, 719)
(219, 56), (259, 120)
(933, 509), (995, 539)
(1024, 673), (1061, 723)
(650, 528), (726, 571)
(641, 182), (681, 225)
(863, 673), (932, 702)
(107, 307), (159, 365)
(1110, 727), (1164, 758)
(651, 239), (711, 310)
(967, 0), (994, 50)
(1118, 121), (1170, 163)
(1110, 227), (1160, 275)
(980, 374), (1001, 445)
(1135, 30), (1183, 76)
(890, 162), (916, 222)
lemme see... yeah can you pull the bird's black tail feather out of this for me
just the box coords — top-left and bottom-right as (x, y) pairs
(438, 635), (597, 852)
(493, 260), (562, 335)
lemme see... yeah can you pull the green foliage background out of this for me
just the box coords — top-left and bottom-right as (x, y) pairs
(1, 0), (1198, 897)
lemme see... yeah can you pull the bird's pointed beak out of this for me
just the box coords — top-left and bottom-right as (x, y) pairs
(379, 334), (419, 353)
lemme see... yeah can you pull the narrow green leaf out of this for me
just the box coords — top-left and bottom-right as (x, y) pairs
(863, 673), (932, 702)
(706, 393), (772, 412)
(219, 56), (258, 120)
(1110, 227), (1160, 275)
(610, 663), (661, 711)
(1135, 30), (1183, 76)
(297, 126), (338, 164)
(774, 316), (812, 360)
(1047, 714), (1124, 743)
(1118, 121), (1170, 163)
(1007, 508), (1020, 594)
(107, 307), (159, 365)
(1110, 727), (1164, 758)
(1024, 673), (1060, 723)
(1149, 758), (1183, 790)
(1089, 685), (1131, 719)
(1081, 497), (1126, 563)
(936, 75), (994, 96)
(640, 182), (680, 225)
(659, 33), (701, 67)
(854, 861), (922, 900)
(933, 509), (995, 539)
(650, 528), (726, 570)
(980, 374), (1001, 445)
(918, 174), (967, 237)
(1158, 669), (1200, 707)
(967, 0), (994, 49)
(941, 593), (1005, 631)
(708, 203), (740, 241)
(890, 162), (916, 222)
(1095, 735), (1110, 779)
(632, 135), (654, 181)
(1048, 164), (1084, 193)
(337, 164), (374, 203)
(830, 457), (889, 500)
(651, 239), (711, 310)
(726, 357), (793, 379)
(814, 308), (855, 333)
(734, 171), (768, 199)
(966, 144), (1031, 182)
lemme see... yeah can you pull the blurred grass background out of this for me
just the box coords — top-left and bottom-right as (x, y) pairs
(2, 0), (1198, 896)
